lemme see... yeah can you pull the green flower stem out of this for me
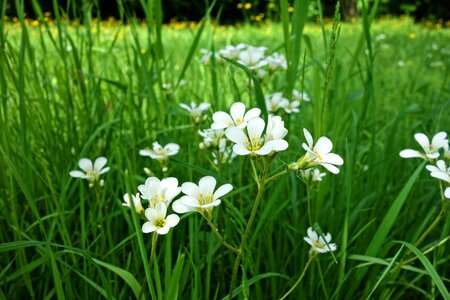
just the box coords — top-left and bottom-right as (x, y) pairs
(279, 253), (316, 300)
(149, 232), (158, 269)
(205, 217), (240, 255)
(265, 168), (289, 184)
(414, 201), (448, 247)
(229, 165), (268, 298)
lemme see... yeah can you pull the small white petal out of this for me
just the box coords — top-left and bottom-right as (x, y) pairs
(181, 196), (201, 208)
(266, 139), (288, 151)
(98, 167), (110, 175)
(139, 149), (152, 157)
(445, 187), (450, 199)
(225, 127), (248, 145)
(315, 137), (333, 155)
(414, 133), (430, 152)
(94, 157), (107, 171)
(69, 170), (88, 178)
(213, 183), (233, 199)
(399, 149), (423, 158)
(303, 129), (314, 147)
(246, 118), (265, 142)
(172, 199), (192, 213)
(200, 199), (221, 208)
(156, 226), (170, 235)
(199, 176), (217, 196)
(230, 102), (246, 123)
(142, 222), (157, 233)
(78, 158), (93, 172)
(166, 214), (180, 227)
(254, 144), (272, 155)
(212, 111), (233, 129)
(181, 182), (200, 198)
(322, 153), (344, 165)
(233, 144), (251, 155)
(322, 163), (340, 174)
(244, 107), (261, 121)
(431, 132), (448, 149)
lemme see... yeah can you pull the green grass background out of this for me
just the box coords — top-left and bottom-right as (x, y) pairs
(0, 1), (449, 299)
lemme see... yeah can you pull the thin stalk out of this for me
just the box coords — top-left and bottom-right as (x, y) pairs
(414, 203), (448, 247)
(150, 232), (159, 269)
(279, 253), (316, 300)
(266, 169), (289, 184)
(205, 217), (240, 254)
(229, 165), (268, 298)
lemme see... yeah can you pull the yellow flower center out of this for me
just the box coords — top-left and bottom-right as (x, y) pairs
(198, 193), (213, 205)
(154, 218), (166, 228)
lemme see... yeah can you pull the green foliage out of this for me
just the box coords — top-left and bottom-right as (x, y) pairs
(1, 1), (450, 299)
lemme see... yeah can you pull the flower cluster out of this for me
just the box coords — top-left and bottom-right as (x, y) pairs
(265, 89), (310, 115)
(211, 102), (288, 157)
(122, 176), (233, 235)
(401, 131), (450, 199)
(199, 43), (287, 78)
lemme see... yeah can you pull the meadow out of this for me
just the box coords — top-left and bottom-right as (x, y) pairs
(0, 3), (450, 299)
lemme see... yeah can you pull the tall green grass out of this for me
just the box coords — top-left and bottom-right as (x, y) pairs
(0, 0), (449, 299)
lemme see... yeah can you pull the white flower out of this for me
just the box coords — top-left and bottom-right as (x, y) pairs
(179, 101), (211, 120)
(199, 48), (212, 64)
(301, 128), (344, 174)
(399, 132), (448, 160)
(237, 46), (267, 69)
(426, 160), (450, 182)
(211, 102), (261, 130)
(138, 177), (181, 208)
(265, 92), (288, 113)
(172, 176), (233, 217)
(225, 117), (288, 156)
(122, 192), (144, 214)
(299, 168), (326, 182)
(292, 89), (310, 102)
(264, 53), (287, 71)
(217, 43), (247, 61)
(142, 202), (180, 235)
(69, 157), (110, 181)
(139, 142), (180, 160)
(265, 115), (288, 145)
(304, 227), (337, 253)
(284, 100), (300, 114)
(198, 128), (226, 149)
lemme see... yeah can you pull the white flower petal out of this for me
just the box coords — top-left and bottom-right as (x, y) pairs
(322, 163), (340, 174)
(414, 133), (430, 152)
(315, 137), (333, 155)
(94, 157), (107, 171)
(166, 214), (180, 227)
(172, 199), (192, 213)
(431, 132), (447, 149)
(155, 202), (167, 218)
(181, 182), (200, 198)
(322, 153), (344, 165)
(199, 176), (216, 196)
(230, 102), (246, 123)
(399, 149), (423, 158)
(225, 127), (248, 144)
(98, 167), (110, 175)
(303, 129), (314, 147)
(69, 170), (88, 178)
(156, 226), (170, 235)
(244, 107), (261, 121)
(445, 187), (450, 199)
(213, 183), (233, 199)
(78, 158), (93, 172)
(200, 199), (221, 208)
(139, 149), (152, 157)
(142, 222), (157, 233)
(212, 111), (233, 129)
(233, 144), (251, 155)
(246, 118), (265, 142)
(266, 139), (288, 151)
(181, 196), (201, 208)
(254, 144), (272, 155)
